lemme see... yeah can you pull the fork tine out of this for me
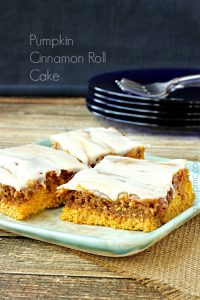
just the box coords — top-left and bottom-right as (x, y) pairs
(121, 78), (145, 91)
(115, 80), (121, 86)
(120, 80), (149, 94)
(119, 84), (148, 97)
(116, 81), (128, 92)
(116, 78), (142, 91)
(117, 81), (151, 97)
(121, 81), (148, 95)
(121, 82), (146, 93)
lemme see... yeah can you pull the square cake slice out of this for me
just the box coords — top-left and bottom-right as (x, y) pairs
(0, 144), (85, 220)
(58, 156), (195, 232)
(50, 127), (144, 166)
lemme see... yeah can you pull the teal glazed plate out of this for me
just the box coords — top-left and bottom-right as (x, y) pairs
(0, 139), (199, 257)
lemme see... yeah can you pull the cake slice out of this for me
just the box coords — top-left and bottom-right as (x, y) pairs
(50, 127), (144, 166)
(58, 156), (195, 232)
(0, 144), (85, 220)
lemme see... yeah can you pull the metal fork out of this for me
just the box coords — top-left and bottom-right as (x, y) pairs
(116, 75), (200, 99)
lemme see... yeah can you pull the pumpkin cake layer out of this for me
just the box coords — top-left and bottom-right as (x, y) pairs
(0, 144), (85, 220)
(59, 156), (195, 232)
(50, 127), (144, 166)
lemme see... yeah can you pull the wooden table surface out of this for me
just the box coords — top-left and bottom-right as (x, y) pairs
(0, 97), (199, 300)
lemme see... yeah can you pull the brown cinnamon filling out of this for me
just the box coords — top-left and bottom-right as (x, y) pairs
(0, 170), (75, 205)
(61, 169), (187, 220)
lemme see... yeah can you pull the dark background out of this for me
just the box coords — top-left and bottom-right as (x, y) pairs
(0, 0), (199, 96)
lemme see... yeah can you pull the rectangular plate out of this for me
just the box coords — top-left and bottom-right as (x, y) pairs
(0, 139), (199, 257)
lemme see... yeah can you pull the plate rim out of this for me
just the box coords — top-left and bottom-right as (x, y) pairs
(87, 96), (200, 119)
(89, 89), (200, 110)
(87, 102), (200, 124)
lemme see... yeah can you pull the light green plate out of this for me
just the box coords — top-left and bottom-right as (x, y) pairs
(0, 139), (199, 257)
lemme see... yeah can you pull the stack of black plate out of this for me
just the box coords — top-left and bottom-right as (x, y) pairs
(87, 68), (200, 128)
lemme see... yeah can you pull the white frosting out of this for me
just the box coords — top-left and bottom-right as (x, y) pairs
(59, 156), (187, 201)
(0, 144), (85, 191)
(50, 127), (144, 165)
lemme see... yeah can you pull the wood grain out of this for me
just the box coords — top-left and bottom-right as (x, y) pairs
(0, 97), (199, 300)
(0, 238), (119, 278)
(0, 274), (163, 300)
(0, 97), (199, 149)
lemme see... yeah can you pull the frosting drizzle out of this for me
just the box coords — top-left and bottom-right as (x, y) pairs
(50, 127), (144, 165)
(0, 144), (85, 191)
(59, 155), (187, 201)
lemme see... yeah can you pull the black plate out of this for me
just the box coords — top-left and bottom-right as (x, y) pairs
(89, 90), (200, 116)
(87, 100), (200, 127)
(87, 96), (200, 121)
(89, 88), (200, 111)
(89, 68), (200, 104)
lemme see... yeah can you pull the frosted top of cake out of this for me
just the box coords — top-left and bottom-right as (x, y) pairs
(59, 155), (187, 200)
(50, 127), (144, 165)
(0, 144), (85, 191)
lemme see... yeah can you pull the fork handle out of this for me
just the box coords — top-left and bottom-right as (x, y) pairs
(170, 74), (200, 90)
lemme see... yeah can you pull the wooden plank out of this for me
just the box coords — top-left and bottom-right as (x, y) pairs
(0, 230), (17, 237)
(0, 97), (84, 105)
(0, 98), (198, 149)
(0, 100), (86, 114)
(0, 104), (86, 116)
(146, 148), (200, 160)
(0, 238), (119, 278)
(0, 274), (163, 300)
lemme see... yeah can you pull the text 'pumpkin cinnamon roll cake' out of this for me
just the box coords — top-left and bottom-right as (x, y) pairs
(0, 144), (85, 220)
(58, 156), (195, 232)
(50, 127), (144, 166)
